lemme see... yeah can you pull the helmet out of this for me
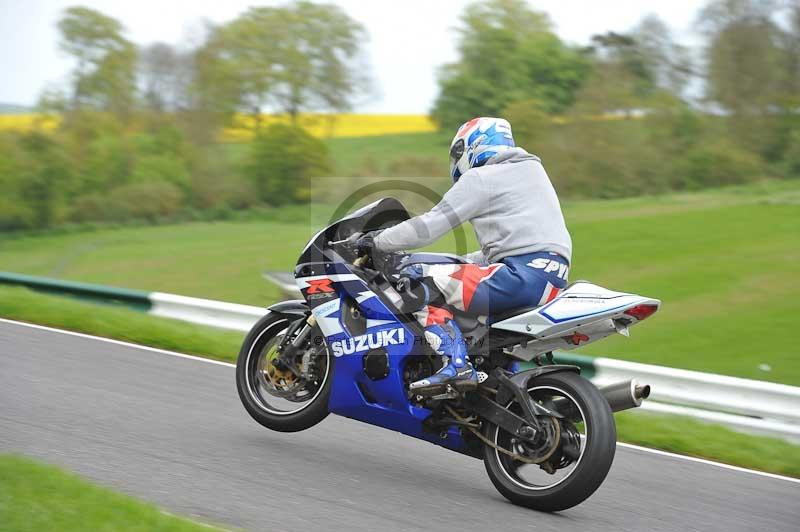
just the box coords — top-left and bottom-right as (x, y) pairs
(449, 117), (515, 182)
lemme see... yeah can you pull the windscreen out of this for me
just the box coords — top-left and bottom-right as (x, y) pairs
(296, 197), (411, 267)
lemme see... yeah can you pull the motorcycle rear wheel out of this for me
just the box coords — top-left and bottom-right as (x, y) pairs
(236, 313), (331, 432)
(482, 371), (616, 512)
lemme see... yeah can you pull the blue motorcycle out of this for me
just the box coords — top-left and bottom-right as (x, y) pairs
(236, 198), (656, 511)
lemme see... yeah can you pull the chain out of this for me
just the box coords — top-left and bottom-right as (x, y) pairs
(444, 404), (560, 465)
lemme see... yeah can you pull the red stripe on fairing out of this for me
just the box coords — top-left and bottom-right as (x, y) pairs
(545, 286), (561, 303)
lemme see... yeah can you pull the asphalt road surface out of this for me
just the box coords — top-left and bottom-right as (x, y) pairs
(1, 319), (798, 532)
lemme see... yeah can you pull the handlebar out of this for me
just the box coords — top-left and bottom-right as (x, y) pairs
(327, 233), (369, 266)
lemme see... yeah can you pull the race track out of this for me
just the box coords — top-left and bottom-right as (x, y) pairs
(1, 319), (798, 532)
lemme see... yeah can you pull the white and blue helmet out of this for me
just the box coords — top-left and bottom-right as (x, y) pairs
(449, 117), (515, 182)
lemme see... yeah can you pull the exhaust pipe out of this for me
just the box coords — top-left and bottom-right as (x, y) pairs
(599, 379), (650, 412)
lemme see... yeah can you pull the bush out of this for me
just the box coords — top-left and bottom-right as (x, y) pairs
(112, 182), (184, 222)
(70, 182), (184, 223)
(81, 134), (131, 192)
(191, 174), (257, 210)
(674, 141), (765, 190)
(243, 124), (332, 205)
(17, 131), (74, 228)
(130, 153), (190, 190)
(503, 99), (553, 147)
(0, 198), (35, 231)
(782, 129), (800, 178)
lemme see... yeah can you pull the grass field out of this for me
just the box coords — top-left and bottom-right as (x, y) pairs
(0, 454), (226, 531)
(222, 131), (450, 177)
(324, 131), (449, 176)
(2, 180), (798, 384)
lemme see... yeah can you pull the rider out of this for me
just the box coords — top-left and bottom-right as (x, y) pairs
(360, 117), (572, 395)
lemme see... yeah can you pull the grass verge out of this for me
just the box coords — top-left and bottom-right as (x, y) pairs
(615, 411), (800, 478)
(1, 285), (798, 478)
(0, 285), (243, 363)
(0, 454), (228, 532)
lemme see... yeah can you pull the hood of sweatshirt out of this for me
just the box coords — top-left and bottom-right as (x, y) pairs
(486, 147), (540, 166)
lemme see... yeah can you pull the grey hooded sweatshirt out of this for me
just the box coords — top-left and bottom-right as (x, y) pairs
(373, 148), (572, 264)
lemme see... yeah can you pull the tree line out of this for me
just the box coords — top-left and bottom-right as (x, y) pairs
(1, 1), (362, 231)
(1, 0), (799, 232)
(433, 0), (800, 198)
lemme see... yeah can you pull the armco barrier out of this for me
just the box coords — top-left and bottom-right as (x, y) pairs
(0, 270), (265, 332)
(2, 270), (799, 442)
(0, 271), (152, 311)
(149, 292), (264, 331)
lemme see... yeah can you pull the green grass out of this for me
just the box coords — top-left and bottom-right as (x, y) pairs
(0, 286), (243, 363)
(224, 131), (450, 176)
(2, 179), (798, 384)
(0, 454), (228, 532)
(325, 132), (450, 176)
(616, 411), (800, 477)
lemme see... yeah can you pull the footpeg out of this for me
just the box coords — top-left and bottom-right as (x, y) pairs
(429, 384), (460, 401)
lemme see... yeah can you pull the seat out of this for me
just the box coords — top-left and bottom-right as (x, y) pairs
(487, 305), (541, 325)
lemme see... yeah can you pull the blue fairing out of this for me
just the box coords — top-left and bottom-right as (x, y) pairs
(321, 263), (471, 454)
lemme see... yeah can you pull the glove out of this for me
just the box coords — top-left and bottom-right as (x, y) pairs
(355, 230), (381, 257)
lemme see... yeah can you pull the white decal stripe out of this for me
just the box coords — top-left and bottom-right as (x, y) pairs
(295, 274), (361, 288)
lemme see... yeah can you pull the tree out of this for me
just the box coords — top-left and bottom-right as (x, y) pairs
(139, 43), (193, 112)
(586, 31), (656, 103)
(58, 6), (136, 117)
(244, 124), (332, 204)
(431, 0), (589, 131)
(203, 1), (369, 126)
(780, 2), (800, 103)
(697, 0), (793, 158)
(698, 0), (785, 114)
(631, 15), (694, 96)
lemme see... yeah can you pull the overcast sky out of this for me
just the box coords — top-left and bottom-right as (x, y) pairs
(0, 0), (706, 113)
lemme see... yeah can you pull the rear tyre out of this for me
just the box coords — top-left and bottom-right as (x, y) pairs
(236, 313), (331, 432)
(482, 371), (616, 512)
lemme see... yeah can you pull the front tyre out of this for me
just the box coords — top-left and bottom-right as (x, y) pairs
(483, 371), (616, 512)
(236, 313), (331, 432)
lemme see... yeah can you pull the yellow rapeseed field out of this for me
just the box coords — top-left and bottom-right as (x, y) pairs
(220, 113), (437, 141)
(0, 114), (59, 133)
(0, 113), (436, 139)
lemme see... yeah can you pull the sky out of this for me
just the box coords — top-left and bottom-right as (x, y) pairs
(0, 0), (706, 113)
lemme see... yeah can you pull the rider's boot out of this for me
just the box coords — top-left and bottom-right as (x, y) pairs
(409, 320), (478, 396)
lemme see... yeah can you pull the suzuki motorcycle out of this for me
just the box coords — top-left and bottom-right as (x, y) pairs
(236, 198), (659, 512)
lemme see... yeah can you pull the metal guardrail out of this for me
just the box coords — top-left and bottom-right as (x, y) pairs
(2, 270), (799, 442)
(568, 355), (800, 442)
(0, 271), (266, 332)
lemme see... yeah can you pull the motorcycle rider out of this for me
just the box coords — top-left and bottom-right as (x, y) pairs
(360, 117), (572, 395)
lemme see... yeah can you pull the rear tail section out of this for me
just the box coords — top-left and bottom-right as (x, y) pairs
(490, 281), (660, 360)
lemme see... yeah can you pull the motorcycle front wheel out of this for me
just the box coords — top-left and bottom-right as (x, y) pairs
(236, 313), (332, 432)
(482, 371), (616, 512)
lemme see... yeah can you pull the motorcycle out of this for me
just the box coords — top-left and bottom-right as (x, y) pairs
(236, 197), (659, 512)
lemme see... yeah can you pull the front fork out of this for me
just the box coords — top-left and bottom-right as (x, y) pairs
(273, 314), (318, 377)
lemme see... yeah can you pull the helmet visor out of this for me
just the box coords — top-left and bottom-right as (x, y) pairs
(449, 138), (465, 164)
(449, 138), (465, 178)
